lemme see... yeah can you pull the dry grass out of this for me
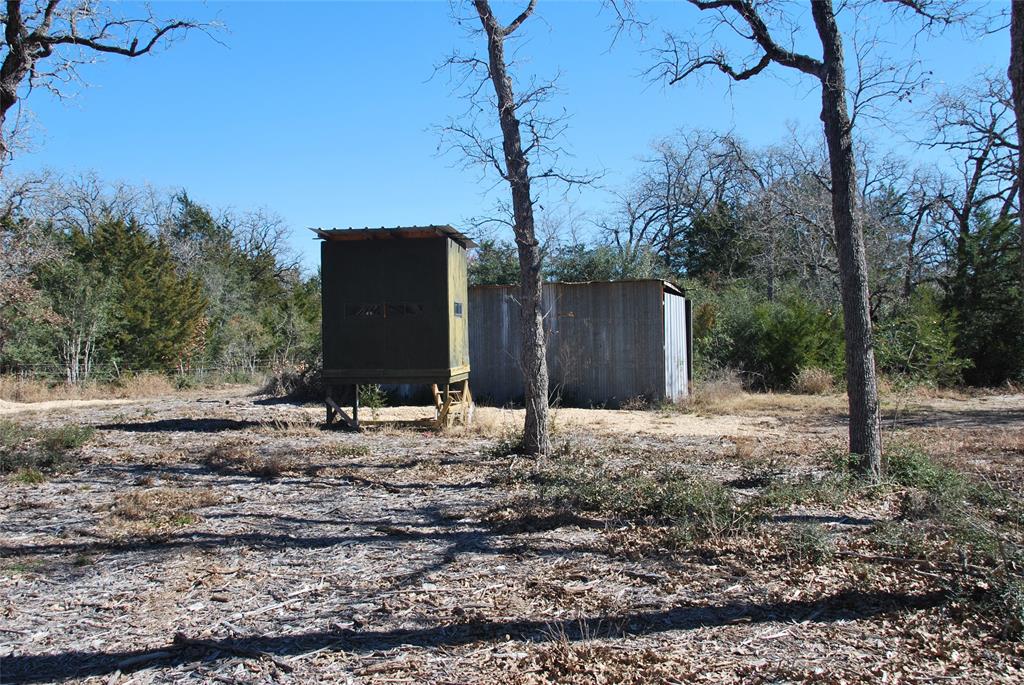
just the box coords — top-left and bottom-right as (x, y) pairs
(792, 367), (836, 395)
(105, 486), (220, 535)
(116, 373), (175, 398)
(203, 439), (296, 479)
(0, 372), (177, 403)
(255, 415), (320, 437)
(681, 388), (845, 416)
(0, 377), (84, 403)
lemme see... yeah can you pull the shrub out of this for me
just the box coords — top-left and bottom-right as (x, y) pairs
(358, 384), (387, 413)
(537, 458), (747, 543)
(875, 289), (971, 387)
(885, 443), (962, 493)
(0, 421), (94, 475)
(687, 282), (844, 390)
(990, 578), (1024, 639)
(756, 472), (852, 509)
(784, 523), (835, 565)
(38, 425), (95, 454)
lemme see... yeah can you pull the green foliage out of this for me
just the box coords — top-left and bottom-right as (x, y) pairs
(944, 215), (1024, 386)
(875, 288), (970, 386)
(536, 456), (747, 542)
(689, 282), (843, 389)
(756, 472), (853, 509)
(66, 218), (207, 370)
(885, 442), (963, 493)
(545, 243), (672, 282)
(680, 202), (754, 279)
(470, 239), (672, 287)
(469, 239), (520, 286)
(783, 523), (835, 565)
(357, 384), (387, 410)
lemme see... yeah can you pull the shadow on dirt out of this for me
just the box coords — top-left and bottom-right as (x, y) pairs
(2, 588), (948, 684)
(95, 418), (264, 433)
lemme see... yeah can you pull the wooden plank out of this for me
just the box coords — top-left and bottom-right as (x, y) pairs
(326, 396), (357, 430)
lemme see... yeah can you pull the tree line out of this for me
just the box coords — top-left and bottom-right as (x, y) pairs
(470, 109), (1022, 389)
(0, 176), (320, 382)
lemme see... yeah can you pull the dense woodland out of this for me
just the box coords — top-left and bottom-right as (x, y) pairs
(0, 178), (321, 383)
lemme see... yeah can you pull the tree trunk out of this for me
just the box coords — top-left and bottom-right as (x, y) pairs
(0, 0), (33, 165)
(811, 0), (882, 480)
(1010, 0), (1024, 287)
(475, 0), (551, 455)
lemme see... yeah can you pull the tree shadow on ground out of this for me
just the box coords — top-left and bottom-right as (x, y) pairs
(2, 588), (948, 684)
(796, 407), (1024, 432)
(95, 418), (263, 433)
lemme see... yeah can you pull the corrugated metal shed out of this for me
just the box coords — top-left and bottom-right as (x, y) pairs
(469, 279), (691, 407)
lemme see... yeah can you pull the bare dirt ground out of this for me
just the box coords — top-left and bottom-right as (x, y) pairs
(2, 389), (1024, 684)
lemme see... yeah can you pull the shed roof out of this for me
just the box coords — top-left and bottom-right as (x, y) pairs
(312, 225), (478, 249)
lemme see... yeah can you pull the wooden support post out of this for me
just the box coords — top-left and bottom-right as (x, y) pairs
(352, 384), (360, 430)
(461, 379), (473, 425)
(431, 383), (443, 418)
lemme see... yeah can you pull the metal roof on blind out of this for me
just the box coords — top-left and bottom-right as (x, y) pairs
(311, 225), (478, 249)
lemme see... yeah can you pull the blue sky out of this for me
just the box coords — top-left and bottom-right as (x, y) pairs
(6, 1), (1009, 272)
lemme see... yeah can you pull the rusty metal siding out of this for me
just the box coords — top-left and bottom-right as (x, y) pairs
(664, 291), (689, 401)
(469, 280), (687, 406)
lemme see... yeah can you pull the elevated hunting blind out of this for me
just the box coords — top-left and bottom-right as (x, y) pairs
(316, 225), (476, 429)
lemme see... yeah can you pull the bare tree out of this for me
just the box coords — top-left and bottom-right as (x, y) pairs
(640, 0), (893, 479)
(441, 0), (594, 455)
(0, 1), (209, 164)
(924, 74), (1019, 303)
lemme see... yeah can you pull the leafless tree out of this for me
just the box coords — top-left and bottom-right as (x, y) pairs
(923, 73), (1019, 301)
(638, 0), (934, 480)
(0, 1), (211, 164)
(600, 130), (749, 273)
(440, 0), (595, 455)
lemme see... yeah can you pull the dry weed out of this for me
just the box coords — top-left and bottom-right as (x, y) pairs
(732, 436), (759, 460)
(457, 407), (520, 438)
(792, 367), (835, 395)
(0, 372), (175, 403)
(256, 415), (319, 436)
(204, 439), (295, 479)
(514, 626), (690, 685)
(105, 486), (220, 534)
(0, 377), (85, 403)
(116, 373), (175, 398)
